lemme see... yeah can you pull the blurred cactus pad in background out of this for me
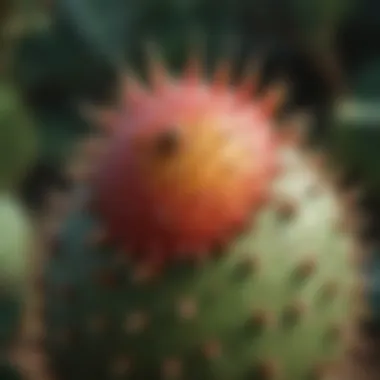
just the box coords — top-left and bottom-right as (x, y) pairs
(0, 2), (42, 377)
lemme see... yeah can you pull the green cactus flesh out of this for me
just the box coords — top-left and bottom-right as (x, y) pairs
(44, 147), (359, 380)
(0, 193), (32, 350)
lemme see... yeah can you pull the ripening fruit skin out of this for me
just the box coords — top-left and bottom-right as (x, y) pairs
(0, 193), (32, 351)
(43, 54), (362, 380)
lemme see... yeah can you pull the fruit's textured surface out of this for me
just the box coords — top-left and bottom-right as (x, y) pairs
(44, 58), (361, 380)
(92, 62), (278, 261)
(0, 193), (32, 351)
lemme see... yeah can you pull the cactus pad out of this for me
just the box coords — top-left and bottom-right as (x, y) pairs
(44, 54), (363, 380)
(0, 193), (32, 350)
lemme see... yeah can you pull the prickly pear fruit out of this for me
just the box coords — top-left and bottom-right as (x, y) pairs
(43, 52), (364, 380)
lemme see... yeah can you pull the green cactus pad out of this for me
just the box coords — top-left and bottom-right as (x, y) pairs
(0, 193), (32, 350)
(44, 147), (359, 380)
